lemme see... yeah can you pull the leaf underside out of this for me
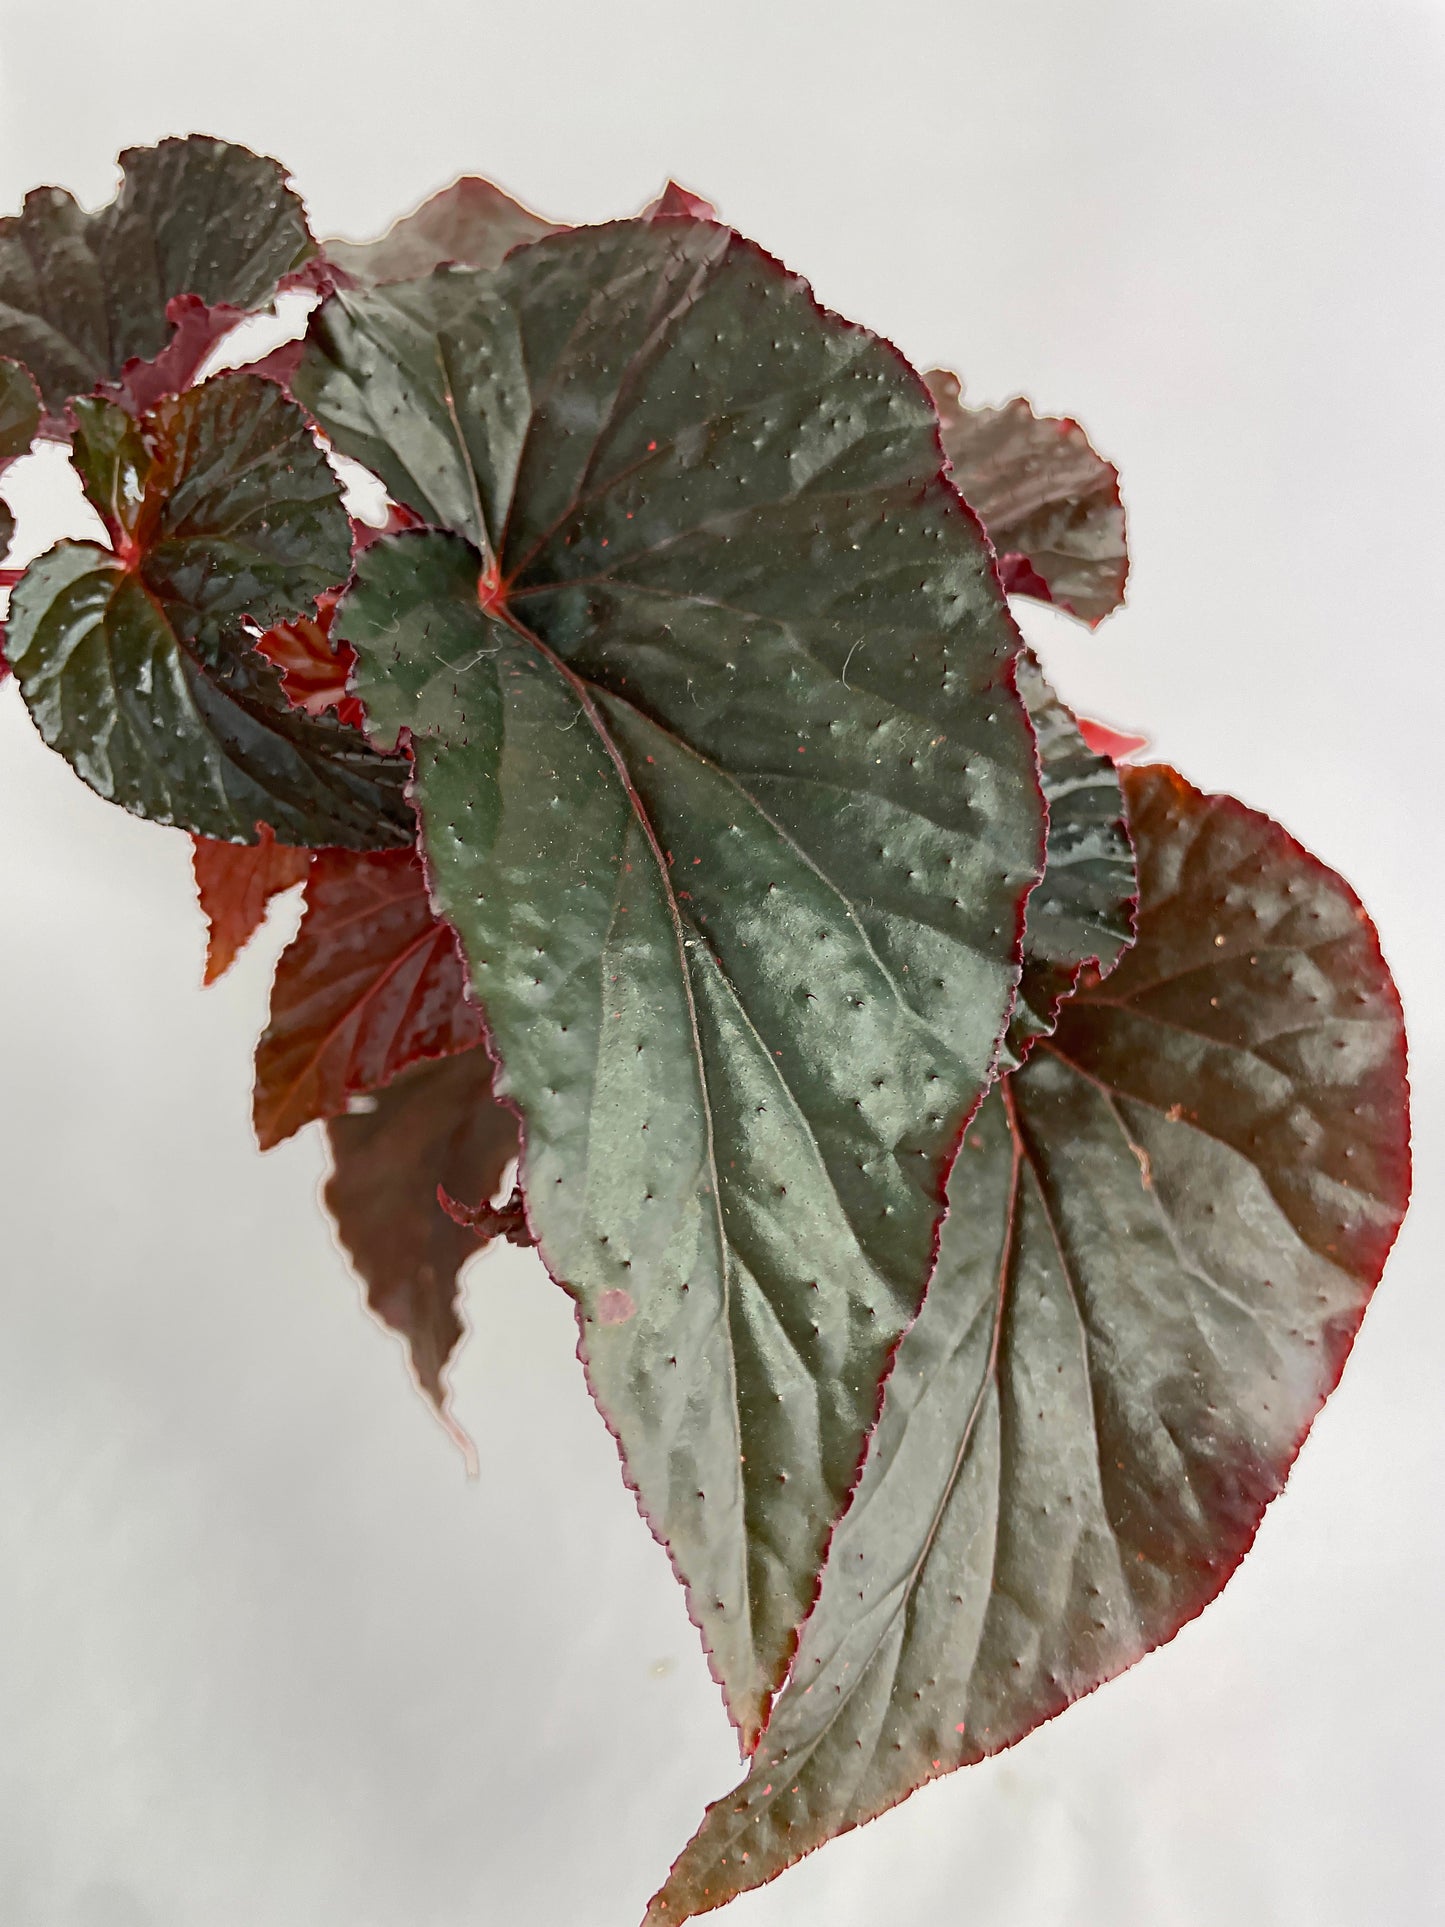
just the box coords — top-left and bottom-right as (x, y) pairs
(650, 763), (1411, 1923)
(1005, 648), (1137, 1066)
(254, 847), (486, 1150)
(324, 1047), (520, 1413)
(0, 135), (313, 415)
(5, 375), (414, 847)
(192, 826), (311, 984)
(927, 370), (1128, 627)
(300, 217), (1046, 1744)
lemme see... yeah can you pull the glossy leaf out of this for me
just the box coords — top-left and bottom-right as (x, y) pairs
(1005, 648), (1136, 1066)
(303, 217), (1046, 1743)
(254, 848), (486, 1150)
(324, 1047), (520, 1416)
(0, 136), (313, 415)
(650, 765), (1411, 1923)
(927, 369), (1128, 627)
(6, 374), (414, 847)
(323, 176), (562, 285)
(192, 826), (311, 984)
(68, 395), (154, 544)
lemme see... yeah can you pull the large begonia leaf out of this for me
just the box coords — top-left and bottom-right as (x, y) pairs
(5, 374), (414, 848)
(323, 176), (562, 286)
(1005, 648), (1136, 1067)
(254, 848), (486, 1150)
(927, 369), (1128, 627)
(650, 764), (1411, 1924)
(192, 826), (311, 984)
(299, 218), (1047, 1744)
(324, 1047), (520, 1418)
(0, 136), (313, 416)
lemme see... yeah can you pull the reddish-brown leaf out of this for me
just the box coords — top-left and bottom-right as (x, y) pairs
(324, 1047), (520, 1417)
(643, 181), (718, 221)
(192, 826), (311, 984)
(253, 847), (485, 1149)
(649, 766), (1412, 1923)
(926, 367), (1128, 626)
(253, 597), (364, 727)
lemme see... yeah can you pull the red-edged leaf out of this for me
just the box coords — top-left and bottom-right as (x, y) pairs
(192, 826), (311, 985)
(1078, 715), (1149, 763)
(303, 219), (1047, 1747)
(253, 847), (486, 1149)
(7, 376), (414, 849)
(650, 765), (1411, 1923)
(927, 368), (1128, 626)
(643, 182), (719, 221)
(324, 1047), (520, 1420)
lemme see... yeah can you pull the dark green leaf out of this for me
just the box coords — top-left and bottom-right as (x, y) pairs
(309, 220), (1046, 1745)
(927, 369), (1128, 627)
(0, 136), (314, 415)
(1004, 647), (1137, 1066)
(7, 374), (413, 847)
(0, 356), (41, 565)
(650, 765), (1411, 1924)
(323, 176), (561, 286)
(325, 1047), (521, 1418)
(0, 354), (40, 462)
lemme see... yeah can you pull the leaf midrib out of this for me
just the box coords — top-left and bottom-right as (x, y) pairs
(491, 595), (757, 1721)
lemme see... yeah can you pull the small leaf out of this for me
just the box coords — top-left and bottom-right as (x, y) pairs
(254, 607), (364, 725)
(68, 396), (155, 545)
(304, 218), (1046, 1744)
(5, 373), (413, 848)
(324, 1047), (520, 1416)
(649, 764), (1411, 1924)
(254, 847), (486, 1150)
(192, 825), (311, 984)
(323, 176), (562, 285)
(0, 355), (41, 463)
(0, 135), (314, 415)
(1004, 647), (1137, 1066)
(0, 356), (41, 574)
(927, 369), (1128, 626)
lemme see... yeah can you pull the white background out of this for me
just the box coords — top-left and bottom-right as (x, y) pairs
(1, 4), (1442, 1924)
